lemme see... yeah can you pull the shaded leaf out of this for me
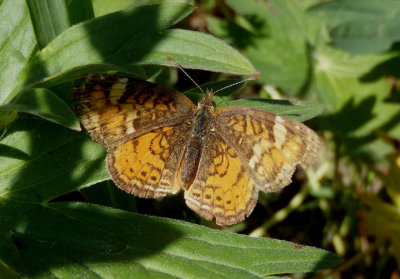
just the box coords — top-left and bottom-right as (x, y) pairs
(14, 3), (255, 101)
(26, 0), (71, 48)
(0, 200), (341, 278)
(218, 99), (324, 123)
(314, 46), (400, 163)
(0, 88), (80, 131)
(16, 3), (195, 93)
(308, 0), (400, 27)
(331, 19), (400, 54)
(309, 0), (400, 53)
(92, 0), (185, 16)
(212, 0), (311, 95)
(0, 117), (108, 203)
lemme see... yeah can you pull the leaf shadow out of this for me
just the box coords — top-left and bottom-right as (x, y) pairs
(360, 55), (400, 82)
(223, 15), (269, 49)
(319, 96), (377, 136)
(0, 143), (30, 160)
(317, 96), (400, 162)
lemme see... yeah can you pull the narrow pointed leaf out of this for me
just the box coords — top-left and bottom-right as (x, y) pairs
(0, 0), (36, 105)
(26, 0), (71, 48)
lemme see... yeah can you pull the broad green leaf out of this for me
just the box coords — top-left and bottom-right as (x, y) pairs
(331, 19), (400, 54)
(0, 117), (108, 203)
(0, 200), (341, 278)
(313, 46), (396, 80)
(314, 46), (399, 162)
(314, 47), (391, 111)
(18, 2), (194, 85)
(217, 99), (324, 123)
(0, 0), (36, 105)
(308, 0), (400, 27)
(308, 0), (400, 53)
(11, 2), (254, 103)
(0, 88), (80, 131)
(116, 29), (256, 74)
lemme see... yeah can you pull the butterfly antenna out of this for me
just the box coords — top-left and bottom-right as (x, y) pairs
(166, 56), (205, 94)
(213, 76), (259, 94)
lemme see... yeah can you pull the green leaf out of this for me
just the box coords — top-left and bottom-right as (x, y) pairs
(308, 0), (400, 27)
(0, 88), (80, 131)
(0, 200), (341, 278)
(211, 0), (311, 95)
(81, 180), (138, 212)
(217, 99), (324, 122)
(309, 0), (400, 53)
(92, 0), (187, 17)
(0, 0), (36, 105)
(16, 3), (194, 91)
(331, 19), (400, 54)
(132, 29), (256, 75)
(26, 0), (71, 48)
(12, 2), (254, 103)
(314, 46), (399, 162)
(67, 0), (95, 25)
(0, 118), (108, 203)
(26, 0), (94, 49)
(0, 116), (339, 278)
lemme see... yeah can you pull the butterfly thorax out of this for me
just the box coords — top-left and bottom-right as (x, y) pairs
(179, 91), (216, 190)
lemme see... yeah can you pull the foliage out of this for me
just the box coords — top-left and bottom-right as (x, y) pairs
(1, 0), (399, 277)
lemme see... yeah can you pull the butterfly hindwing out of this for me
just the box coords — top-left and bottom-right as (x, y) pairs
(212, 106), (319, 192)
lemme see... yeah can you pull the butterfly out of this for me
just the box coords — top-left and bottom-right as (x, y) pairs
(73, 72), (319, 226)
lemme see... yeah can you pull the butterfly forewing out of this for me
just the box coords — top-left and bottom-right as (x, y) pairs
(73, 73), (196, 147)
